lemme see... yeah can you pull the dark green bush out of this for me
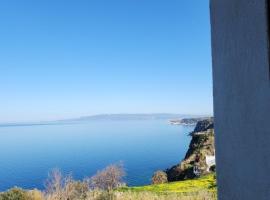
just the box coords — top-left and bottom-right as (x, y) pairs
(0, 187), (28, 200)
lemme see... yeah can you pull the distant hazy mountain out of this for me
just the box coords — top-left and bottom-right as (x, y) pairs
(72, 114), (198, 121)
(0, 114), (207, 127)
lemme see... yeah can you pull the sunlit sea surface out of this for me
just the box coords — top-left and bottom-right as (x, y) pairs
(0, 120), (194, 191)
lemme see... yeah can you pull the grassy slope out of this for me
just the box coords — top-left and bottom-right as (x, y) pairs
(120, 174), (217, 194)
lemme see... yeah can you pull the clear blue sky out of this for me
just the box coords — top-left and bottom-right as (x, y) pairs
(0, 0), (212, 123)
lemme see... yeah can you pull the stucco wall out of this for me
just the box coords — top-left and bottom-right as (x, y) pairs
(210, 0), (270, 199)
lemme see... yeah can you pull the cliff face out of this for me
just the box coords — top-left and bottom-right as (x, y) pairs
(166, 118), (215, 182)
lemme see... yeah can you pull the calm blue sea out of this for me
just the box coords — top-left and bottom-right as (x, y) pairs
(0, 120), (194, 191)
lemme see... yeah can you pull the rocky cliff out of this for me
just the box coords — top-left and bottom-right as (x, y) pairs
(170, 117), (211, 126)
(166, 118), (215, 182)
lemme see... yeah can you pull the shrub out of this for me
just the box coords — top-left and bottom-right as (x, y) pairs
(210, 165), (216, 172)
(70, 181), (89, 199)
(151, 171), (168, 185)
(0, 187), (28, 200)
(89, 163), (126, 191)
(44, 168), (88, 200)
(27, 189), (44, 200)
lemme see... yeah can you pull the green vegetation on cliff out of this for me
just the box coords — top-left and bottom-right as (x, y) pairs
(120, 174), (216, 194)
(116, 174), (217, 200)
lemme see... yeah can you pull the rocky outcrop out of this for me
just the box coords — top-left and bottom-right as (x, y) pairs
(170, 117), (211, 126)
(166, 118), (215, 182)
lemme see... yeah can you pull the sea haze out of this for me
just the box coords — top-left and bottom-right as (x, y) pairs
(0, 119), (194, 191)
